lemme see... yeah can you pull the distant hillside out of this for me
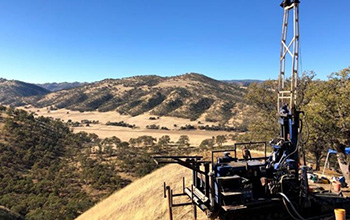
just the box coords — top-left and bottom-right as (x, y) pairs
(0, 78), (50, 105)
(36, 82), (87, 92)
(26, 73), (246, 123)
(222, 79), (263, 87)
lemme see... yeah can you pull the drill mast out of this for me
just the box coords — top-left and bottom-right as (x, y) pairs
(278, 0), (300, 112)
(277, 1), (301, 161)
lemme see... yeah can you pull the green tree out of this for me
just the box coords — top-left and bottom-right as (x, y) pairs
(138, 136), (156, 146)
(240, 72), (315, 142)
(241, 80), (278, 141)
(177, 135), (190, 147)
(303, 68), (350, 170)
(216, 135), (227, 147)
(199, 138), (214, 149)
(158, 135), (170, 146)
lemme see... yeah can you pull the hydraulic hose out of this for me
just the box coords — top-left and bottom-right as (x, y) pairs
(279, 192), (306, 220)
(278, 111), (307, 169)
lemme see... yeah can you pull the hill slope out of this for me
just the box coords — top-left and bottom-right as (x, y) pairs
(0, 78), (50, 105)
(26, 73), (246, 122)
(0, 107), (122, 220)
(75, 164), (207, 220)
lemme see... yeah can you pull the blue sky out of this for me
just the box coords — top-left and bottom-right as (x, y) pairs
(0, 0), (349, 83)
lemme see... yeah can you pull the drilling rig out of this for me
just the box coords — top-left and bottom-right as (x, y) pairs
(154, 1), (350, 219)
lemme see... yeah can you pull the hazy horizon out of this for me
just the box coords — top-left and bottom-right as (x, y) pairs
(2, 73), (268, 84)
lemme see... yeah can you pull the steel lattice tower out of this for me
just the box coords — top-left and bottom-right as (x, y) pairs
(278, 0), (300, 113)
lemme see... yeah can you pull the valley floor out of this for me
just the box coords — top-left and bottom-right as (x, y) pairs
(23, 107), (238, 146)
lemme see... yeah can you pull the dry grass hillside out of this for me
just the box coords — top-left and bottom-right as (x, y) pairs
(76, 150), (268, 220)
(75, 164), (208, 220)
(0, 78), (49, 105)
(24, 73), (246, 123)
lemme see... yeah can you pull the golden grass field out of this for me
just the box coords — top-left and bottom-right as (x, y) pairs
(24, 107), (238, 146)
(75, 164), (208, 220)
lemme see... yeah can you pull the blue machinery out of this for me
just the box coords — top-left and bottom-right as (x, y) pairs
(154, 139), (350, 220)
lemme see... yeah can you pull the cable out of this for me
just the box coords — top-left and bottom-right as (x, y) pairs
(279, 192), (307, 220)
(280, 175), (307, 220)
(299, 32), (303, 77)
(298, 117), (306, 165)
(299, 113), (309, 165)
(279, 176), (301, 220)
(300, 114), (309, 145)
(278, 143), (299, 170)
(282, 197), (300, 220)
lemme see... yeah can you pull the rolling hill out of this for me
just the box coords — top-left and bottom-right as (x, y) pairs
(0, 78), (50, 105)
(75, 164), (208, 220)
(25, 73), (247, 123)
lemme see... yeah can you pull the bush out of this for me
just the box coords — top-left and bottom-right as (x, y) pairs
(106, 121), (135, 128)
(146, 124), (159, 130)
(199, 139), (214, 149)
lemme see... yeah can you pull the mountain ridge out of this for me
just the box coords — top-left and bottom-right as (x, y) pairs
(0, 73), (256, 123)
(35, 81), (87, 92)
(25, 73), (247, 123)
(222, 79), (263, 87)
(0, 78), (50, 105)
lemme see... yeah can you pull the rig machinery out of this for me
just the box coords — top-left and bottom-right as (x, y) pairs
(154, 1), (350, 219)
